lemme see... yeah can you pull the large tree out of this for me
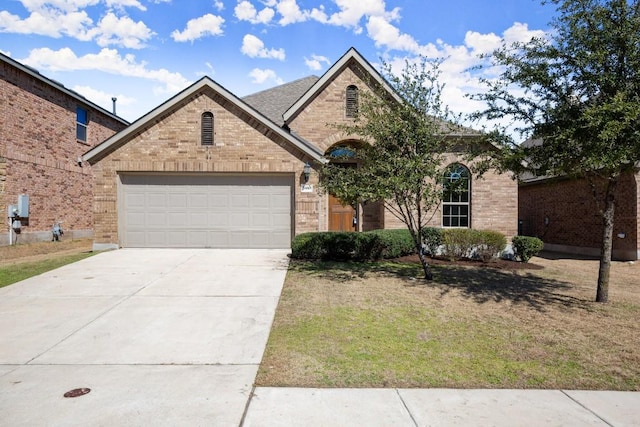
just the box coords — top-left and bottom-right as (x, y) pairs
(320, 59), (465, 280)
(472, 0), (640, 302)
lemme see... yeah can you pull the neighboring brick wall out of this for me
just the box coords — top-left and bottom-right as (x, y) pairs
(0, 59), (126, 244)
(519, 171), (639, 260)
(91, 89), (320, 246)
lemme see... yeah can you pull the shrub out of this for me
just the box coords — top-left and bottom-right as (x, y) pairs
(441, 228), (507, 261)
(290, 232), (325, 259)
(512, 235), (544, 262)
(421, 227), (443, 257)
(475, 230), (507, 262)
(290, 229), (416, 261)
(441, 229), (476, 260)
(368, 229), (417, 259)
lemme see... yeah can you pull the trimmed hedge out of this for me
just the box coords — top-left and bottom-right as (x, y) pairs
(291, 228), (507, 262)
(512, 235), (544, 262)
(441, 229), (507, 261)
(290, 229), (417, 261)
(421, 227), (443, 257)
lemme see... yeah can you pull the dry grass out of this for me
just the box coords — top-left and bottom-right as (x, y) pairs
(0, 238), (93, 267)
(256, 254), (640, 390)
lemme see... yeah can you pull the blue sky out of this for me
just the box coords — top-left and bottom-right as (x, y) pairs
(1, 0), (556, 140)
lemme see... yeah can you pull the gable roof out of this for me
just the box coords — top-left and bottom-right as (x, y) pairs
(282, 47), (401, 125)
(243, 76), (319, 126)
(82, 76), (325, 164)
(0, 52), (128, 126)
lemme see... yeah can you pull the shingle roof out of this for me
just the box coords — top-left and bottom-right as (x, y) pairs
(242, 76), (319, 126)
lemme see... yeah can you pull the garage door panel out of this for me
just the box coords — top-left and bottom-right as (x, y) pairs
(120, 174), (292, 248)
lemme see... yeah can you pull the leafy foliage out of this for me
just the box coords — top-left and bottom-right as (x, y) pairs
(319, 58), (467, 279)
(440, 229), (507, 261)
(290, 230), (416, 261)
(471, 0), (640, 301)
(420, 227), (443, 257)
(512, 236), (545, 263)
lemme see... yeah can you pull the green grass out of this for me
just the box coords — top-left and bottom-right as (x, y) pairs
(256, 259), (640, 390)
(0, 252), (96, 288)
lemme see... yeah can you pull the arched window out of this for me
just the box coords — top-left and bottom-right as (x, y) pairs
(442, 163), (470, 227)
(201, 111), (214, 146)
(345, 85), (358, 118)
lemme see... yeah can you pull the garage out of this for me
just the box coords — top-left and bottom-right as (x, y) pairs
(119, 174), (292, 248)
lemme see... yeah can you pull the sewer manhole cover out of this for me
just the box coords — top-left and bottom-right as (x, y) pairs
(64, 388), (91, 398)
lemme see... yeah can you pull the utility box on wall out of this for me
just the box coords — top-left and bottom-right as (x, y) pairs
(17, 194), (29, 218)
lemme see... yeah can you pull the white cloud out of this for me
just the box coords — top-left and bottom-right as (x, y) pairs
(234, 0), (274, 24)
(0, 8), (94, 39)
(171, 13), (225, 42)
(21, 47), (191, 94)
(0, 1), (153, 48)
(248, 68), (283, 85)
(276, 0), (308, 25)
(241, 34), (285, 60)
(72, 84), (136, 111)
(214, 0), (224, 11)
(90, 12), (154, 48)
(366, 15), (422, 54)
(328, 0), (398, 31)
(304, 54), (330, 71)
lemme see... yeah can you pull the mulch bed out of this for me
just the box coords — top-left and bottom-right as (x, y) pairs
(393, 254), (544, 271)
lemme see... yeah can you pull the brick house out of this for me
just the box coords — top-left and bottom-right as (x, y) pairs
(83, 48), (517, 250)
(1, 52), (128, 245)
(519, 170), (640, 260)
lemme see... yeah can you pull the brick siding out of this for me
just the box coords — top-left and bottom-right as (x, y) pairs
(519, 171), (639, 260)
(0, 59), (126, 244)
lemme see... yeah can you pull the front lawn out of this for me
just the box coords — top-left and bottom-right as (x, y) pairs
(256, 256), (640, 390)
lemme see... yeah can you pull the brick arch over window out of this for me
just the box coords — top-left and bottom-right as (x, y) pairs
(201, 111), (213, 146)
(345, 85), (359, 118)
(442, 163), (471, 227)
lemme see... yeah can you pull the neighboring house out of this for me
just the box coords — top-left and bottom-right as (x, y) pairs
(519, 171), (639, 260)
(0, 53), (128, 245)
(83, 47), (517, 250)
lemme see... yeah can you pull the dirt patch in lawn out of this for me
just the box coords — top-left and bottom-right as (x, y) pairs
(0, 238), (93, 267)
(257, 253), (640, 390)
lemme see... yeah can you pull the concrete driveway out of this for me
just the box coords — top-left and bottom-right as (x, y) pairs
(0, 248), (289, 426)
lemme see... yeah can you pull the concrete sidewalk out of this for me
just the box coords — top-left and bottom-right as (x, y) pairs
(1, 248), (638, 426)
(242, 387), (640, 426)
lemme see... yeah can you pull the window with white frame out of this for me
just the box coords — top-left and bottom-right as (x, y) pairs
(442, 163), (470, 227)
(76, 106), (88, 143)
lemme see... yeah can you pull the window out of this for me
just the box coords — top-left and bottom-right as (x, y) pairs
(76, 107), (88, 142)
(442, 163), (470, 227)
(345, 85), (358, 118)
(201, 111), (214, 145)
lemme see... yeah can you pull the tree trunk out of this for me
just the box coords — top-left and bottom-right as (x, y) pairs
(596, 177), (618, 303)
(417, 249), (434, 280)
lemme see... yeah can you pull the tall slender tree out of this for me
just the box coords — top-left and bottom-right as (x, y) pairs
(472, 0), (640, 302)
(320, 59), (465, 280)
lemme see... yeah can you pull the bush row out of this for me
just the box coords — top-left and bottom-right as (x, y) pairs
(291, 228), (544, 262)
(290, 229), (417, 261)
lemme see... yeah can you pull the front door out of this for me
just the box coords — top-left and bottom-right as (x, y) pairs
(329, 194), (356, 231)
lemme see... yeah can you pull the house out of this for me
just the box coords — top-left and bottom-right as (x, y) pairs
(0, 53), (128, 245)
(519, 170), (639, 260)
(83, 47), (517, 250)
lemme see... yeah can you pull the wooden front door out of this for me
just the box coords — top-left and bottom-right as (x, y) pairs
(329, 194), (356, 231)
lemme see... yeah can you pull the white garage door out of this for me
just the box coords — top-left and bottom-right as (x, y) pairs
(119, 174), (292, 248)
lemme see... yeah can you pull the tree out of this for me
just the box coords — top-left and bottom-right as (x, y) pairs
(471, 0), (640, 302)
(319, 59), (465, 280)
